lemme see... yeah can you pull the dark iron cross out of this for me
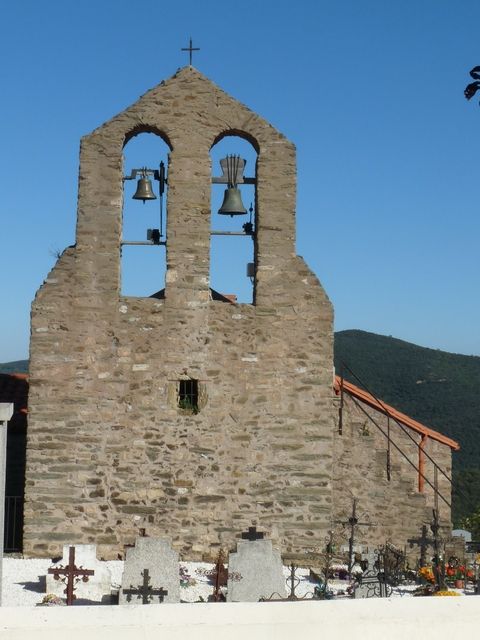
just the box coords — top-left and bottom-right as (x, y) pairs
(47, 546), (94, 606)
(408, 524), (433, 568)
(123, 569), (168, 604)
(241, 526), (265, 541)
(335, 498), (371, 576)
(430, 509), (446, 590)
(181, 37), (200, 66)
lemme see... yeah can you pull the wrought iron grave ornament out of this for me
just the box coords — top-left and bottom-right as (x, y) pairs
(47, 546), (94, 606)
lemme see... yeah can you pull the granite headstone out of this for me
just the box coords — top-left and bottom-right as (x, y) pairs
(119, 537), (180, 604)
(227, 538), (286, 602)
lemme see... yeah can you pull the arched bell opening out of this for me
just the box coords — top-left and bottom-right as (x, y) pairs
(210, 133), (258, 305)
(121, 130), (171, 298)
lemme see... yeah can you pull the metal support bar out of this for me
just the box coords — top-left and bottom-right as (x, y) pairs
(340, 362), (453, 487)
(212, 177), (256, 185)
(348, 394), (451, 509)
(338, 373), (344, 435)
(210, 231), (252, 236)
(121, 241), (167, 246)
(418, 435), (428, 493)
(386, 416), (391, 481)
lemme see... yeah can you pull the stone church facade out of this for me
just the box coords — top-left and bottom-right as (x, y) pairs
(23, 67), (457, 559)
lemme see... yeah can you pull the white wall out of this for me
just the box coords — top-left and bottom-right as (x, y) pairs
(1, 597), (478, 640)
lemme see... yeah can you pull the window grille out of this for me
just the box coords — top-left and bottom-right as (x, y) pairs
(178, 379), (199, 413)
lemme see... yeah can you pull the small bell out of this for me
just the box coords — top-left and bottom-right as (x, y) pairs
(218, 187), (247, 216)
(133, 177), (157, 203)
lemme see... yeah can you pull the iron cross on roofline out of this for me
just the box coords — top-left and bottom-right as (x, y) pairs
(123, 568), (168, 604)
(47, 546), (94, 605)
(181, 37), (200, 66)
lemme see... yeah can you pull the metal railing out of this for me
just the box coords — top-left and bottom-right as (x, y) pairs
(338, 362), (452, 511)
(4, 496), (23, 552)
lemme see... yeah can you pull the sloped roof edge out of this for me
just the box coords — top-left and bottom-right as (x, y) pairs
(334, 375), (460, 451)
(86, 65), (291, 144)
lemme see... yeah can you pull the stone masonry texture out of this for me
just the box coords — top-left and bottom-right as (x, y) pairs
(24, 67), (453, 560)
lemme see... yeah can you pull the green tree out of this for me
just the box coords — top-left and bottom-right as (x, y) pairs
(461, 508), (480, 540)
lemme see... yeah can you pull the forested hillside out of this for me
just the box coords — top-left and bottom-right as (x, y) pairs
(0, 360), (28, 374)
(2, 331), (479, 523)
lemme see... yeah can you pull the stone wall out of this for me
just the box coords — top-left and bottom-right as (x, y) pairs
(24, 67), (334, 559)
(332, 391), (453, 557)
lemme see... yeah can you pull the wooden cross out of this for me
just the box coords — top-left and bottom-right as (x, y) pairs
(181, 37), (200, 66)
(123, 569), (168, 604)
(241, 526), (265, 541)
(408, 524), (433, 568)
(47, 546), (94, 606)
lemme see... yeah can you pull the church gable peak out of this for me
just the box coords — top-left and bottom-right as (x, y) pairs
(86, 66), (290, 149)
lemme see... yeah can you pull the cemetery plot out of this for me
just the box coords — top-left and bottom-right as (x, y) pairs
(5, 519), (480, 605)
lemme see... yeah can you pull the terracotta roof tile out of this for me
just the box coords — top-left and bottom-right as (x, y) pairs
(0, 373), (28, 415)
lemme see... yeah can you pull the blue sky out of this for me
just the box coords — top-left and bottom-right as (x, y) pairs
(1, 0), (479, 361)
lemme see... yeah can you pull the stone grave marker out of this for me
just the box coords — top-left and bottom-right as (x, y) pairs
(227, 526), (286, 602)
(46, 544), (112, 604)
(119, 537), (180, 604)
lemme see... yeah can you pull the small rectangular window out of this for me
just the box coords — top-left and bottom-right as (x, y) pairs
(178, 379), (199, 413)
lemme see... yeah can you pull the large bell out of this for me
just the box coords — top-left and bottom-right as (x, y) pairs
(133, 177), (157, 203)
(218, 187), (247, 216)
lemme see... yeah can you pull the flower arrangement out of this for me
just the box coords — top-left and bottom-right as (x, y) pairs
(37, 594), (65, 606)
(433, 590), (461, 597)
(418, 566), (435, 583)
(179, 565), (197, 588)
(445, 564), (474, 581)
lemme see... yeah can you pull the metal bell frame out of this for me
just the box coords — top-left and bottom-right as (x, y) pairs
(122, 162), (167, 245)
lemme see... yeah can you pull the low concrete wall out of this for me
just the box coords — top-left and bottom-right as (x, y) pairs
(1, 598), (478, 640)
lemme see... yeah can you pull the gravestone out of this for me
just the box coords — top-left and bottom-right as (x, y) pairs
(227, 529), (286, 602)
(119, 537), (180, 604)
(46, 544), (112, 604)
